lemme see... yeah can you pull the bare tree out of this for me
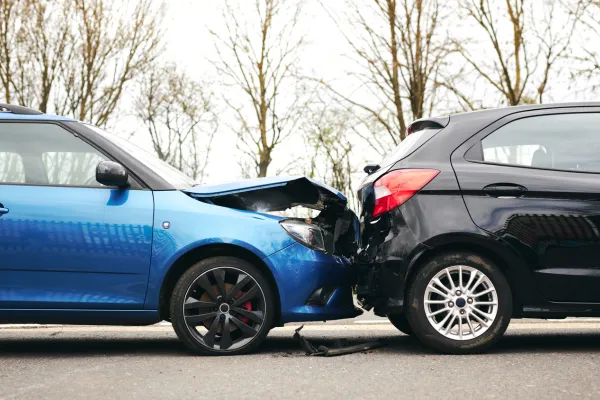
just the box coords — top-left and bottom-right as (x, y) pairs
(0, 0), (20, 103)
(304, 101), (354, 202)
(456, 0), (584, 106)
(398, 0), (451, 121)
(1, 0), (163, 127)
(571, 0), (600, 87)
(320, 0), (452, 150)
(135, 64), (217, 182)
(12, 0), (73, 112)
(210, 0), (305, 177)
(56, 0), (163, 126)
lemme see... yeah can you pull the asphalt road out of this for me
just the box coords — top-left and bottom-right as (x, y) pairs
(2, 320), (600, 399)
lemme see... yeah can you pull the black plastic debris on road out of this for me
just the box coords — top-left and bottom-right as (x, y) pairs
(293, 325), (385, 357)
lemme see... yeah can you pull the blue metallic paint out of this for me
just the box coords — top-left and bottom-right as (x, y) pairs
(263, 242), (359, 321)
(186, 175), (347, 201)
(0, 112), (74, 121)
(0, 185), (153, 309)
(0, 309), (159, 325)
(143, 191), (359, 322)
(0, 184), (358, 324)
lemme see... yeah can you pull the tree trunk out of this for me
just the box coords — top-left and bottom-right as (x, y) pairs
(387, 0), (407, 141)
(258, 149), (271, 178)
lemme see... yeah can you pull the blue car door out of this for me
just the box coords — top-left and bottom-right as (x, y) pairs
(0, 122), (153, 309)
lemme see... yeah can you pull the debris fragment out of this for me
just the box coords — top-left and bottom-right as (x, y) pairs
(293, 325), (384, 357)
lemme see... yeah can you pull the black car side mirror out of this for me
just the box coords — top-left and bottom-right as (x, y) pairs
(363, 163), (380, 174)
(96, 160), (129, 188)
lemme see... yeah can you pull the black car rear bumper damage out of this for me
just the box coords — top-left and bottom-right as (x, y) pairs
(355, 207), (431, 317)
(355, 260), (407, 317)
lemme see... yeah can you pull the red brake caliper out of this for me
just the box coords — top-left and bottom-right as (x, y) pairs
(239, 298), (252, 324)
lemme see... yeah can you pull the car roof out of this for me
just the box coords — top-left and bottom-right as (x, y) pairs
(406, 102), (600, 135)
(449, 102), (600, 122)
(0, 111), (75, 122)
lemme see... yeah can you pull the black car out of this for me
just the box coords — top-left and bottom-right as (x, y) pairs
(356, 103), (600, 353)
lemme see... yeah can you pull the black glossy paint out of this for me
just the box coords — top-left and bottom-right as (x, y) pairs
(357, 103), (600, 319)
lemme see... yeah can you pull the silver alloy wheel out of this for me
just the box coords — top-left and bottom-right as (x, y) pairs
(423, 265), (498, 340)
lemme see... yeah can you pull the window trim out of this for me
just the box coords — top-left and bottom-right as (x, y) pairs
(462, 109), (600, 175)
(0, 120), (146, 190)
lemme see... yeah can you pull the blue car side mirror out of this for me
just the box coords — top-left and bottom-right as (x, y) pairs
(96, 160), (129, 188)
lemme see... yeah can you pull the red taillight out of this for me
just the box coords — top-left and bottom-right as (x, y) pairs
(372, 169), (439, 217)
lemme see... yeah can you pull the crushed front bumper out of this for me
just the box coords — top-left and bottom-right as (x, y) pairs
(264, 243), (362, 323)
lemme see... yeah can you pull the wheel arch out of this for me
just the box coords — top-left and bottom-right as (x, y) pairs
(405, 233), (533, 317)
(158, 243), (282, 325)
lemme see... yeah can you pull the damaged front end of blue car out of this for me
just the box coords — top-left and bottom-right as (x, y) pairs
(182, 176), (362, 323)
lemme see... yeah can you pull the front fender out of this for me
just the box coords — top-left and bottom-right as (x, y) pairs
(144, 190), (295, 309)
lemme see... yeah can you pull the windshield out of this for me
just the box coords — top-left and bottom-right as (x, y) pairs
(85, 124), (197, 188)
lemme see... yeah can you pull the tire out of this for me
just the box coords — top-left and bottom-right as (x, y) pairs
(388, 314), (413, 335)
(170, 256), (275, 355)
(405, 252), (512, 354)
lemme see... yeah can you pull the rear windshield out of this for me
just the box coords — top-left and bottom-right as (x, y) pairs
(379, 128), (441, 168)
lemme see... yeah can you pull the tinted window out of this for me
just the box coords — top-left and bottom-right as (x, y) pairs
(0, 152), (25, 183)
(42, 152), (106, 186)
(0, 123), (108, 186)
(480, 113), (600, 173)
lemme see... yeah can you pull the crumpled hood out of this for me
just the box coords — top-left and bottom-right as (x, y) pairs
(183, 176), (347, 212)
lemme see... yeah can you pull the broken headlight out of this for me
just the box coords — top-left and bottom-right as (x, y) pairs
(280, 219), (326, 253)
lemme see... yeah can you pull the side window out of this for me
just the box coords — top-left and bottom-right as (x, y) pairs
(0, 152), (26, 183)
(43, 152), (105, 186)
(478, 113), (600, 173)
(0, 122), (108, 186)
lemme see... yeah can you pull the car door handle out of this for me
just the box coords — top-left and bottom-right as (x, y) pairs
(482, 183), (528, 198)
(0, 207), (8, 215)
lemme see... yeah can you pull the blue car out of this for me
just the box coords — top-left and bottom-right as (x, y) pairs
(0, 103), (361, 355)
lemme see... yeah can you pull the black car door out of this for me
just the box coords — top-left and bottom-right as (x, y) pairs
(451, 108), (600, 303)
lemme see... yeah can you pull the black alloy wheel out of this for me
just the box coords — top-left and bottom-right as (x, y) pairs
(171, 257), (275, 355)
